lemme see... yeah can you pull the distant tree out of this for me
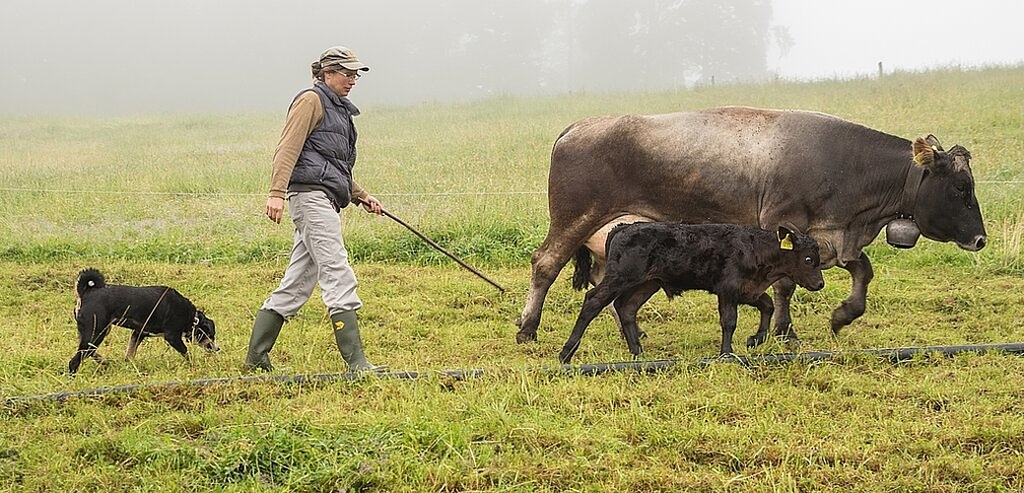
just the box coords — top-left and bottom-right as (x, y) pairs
(446, 0), (554, 98)
(353, 0), (787, 102)
(569, 0), (641, 93)
(567, 0), (783, 92)
(678, 0), (775, 84)
(358, 0), (553, 102)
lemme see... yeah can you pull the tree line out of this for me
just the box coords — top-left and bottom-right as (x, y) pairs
(353, 0), (788, 103)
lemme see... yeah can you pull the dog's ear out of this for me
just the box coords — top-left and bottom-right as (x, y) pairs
(200, 313), (215, 331)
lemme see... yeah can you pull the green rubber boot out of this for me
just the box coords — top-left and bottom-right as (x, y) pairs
(332, 311), (383, 373)
(244, 309), (284, 372)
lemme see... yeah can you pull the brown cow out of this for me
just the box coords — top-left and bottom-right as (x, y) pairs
(518, 106), (986, 346)
(558, 223), (825, 363)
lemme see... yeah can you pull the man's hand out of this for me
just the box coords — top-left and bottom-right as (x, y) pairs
(266, 196), (285, 223)
(359, 195), (384, 215)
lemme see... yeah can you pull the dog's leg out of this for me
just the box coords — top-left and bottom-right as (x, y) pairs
(69, 351), (85, 375)
(89, 323), (111, 363)
(126, 330), (145, 360)
(163, 334), (190, 361)
(69, 323), (89, 374)
(69, 316), (111, 374)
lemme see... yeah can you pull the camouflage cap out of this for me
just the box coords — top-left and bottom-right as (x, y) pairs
(319, 46), (369, 72)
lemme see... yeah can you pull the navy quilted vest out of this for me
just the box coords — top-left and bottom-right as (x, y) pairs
(288, 81), (360, 209)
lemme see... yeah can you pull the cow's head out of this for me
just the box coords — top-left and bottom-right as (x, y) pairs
(777, 226), (825, 291)
(910, 135), (987, 251)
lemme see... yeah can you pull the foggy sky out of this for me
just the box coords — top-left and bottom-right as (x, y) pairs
(772, 0), (1024, 79)
(1, 0), (1021, 115)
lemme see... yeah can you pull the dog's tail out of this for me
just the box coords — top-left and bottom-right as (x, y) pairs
(76, 268), (106, 297)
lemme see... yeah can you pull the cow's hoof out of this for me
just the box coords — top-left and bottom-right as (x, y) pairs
(515, 331), (537, 344)
(830, 300), (863, 332)
(781, 336), (802, 349)
(746, 335), (766, 349)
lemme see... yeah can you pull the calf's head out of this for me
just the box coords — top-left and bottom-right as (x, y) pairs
(777, 226), (825, 291)
(910, 135), (987, 252)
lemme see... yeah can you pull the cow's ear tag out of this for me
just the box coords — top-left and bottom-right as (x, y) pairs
(779, 233), (794, 251)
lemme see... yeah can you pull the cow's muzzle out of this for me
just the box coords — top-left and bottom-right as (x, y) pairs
(959, 234), (987, 252)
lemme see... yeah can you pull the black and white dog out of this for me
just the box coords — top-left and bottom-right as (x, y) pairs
(69, 268), (219, 375)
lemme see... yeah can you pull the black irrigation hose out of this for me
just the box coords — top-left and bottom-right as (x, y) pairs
(7, 342), (1024, 407)
(587, 341), (1024, 374)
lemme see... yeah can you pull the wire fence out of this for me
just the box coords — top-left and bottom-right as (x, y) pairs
(2, 182), (1023, 198)
(0, 187), (548, 198)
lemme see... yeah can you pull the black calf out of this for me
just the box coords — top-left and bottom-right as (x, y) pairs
(559, 223), (824, 363)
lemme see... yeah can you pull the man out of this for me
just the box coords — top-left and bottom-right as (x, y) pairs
(245, 46), (384, 373)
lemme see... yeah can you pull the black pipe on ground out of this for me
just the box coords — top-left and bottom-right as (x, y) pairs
(567, 342), (1024, 376)
(7, 342), (1024, 407)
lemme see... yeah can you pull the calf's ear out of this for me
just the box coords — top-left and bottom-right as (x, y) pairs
(777, 226), (794, 250)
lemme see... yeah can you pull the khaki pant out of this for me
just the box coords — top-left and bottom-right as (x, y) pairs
(262, 191), (362, 318)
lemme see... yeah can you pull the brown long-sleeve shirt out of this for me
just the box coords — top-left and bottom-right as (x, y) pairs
(268, 91), (370, 204)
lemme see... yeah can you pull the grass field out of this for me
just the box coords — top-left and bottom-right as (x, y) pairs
(3, 66), (1024, 491)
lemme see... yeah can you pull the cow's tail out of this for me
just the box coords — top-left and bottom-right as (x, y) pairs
(76, 268), (106, 297)
(571, 246), (592, 291)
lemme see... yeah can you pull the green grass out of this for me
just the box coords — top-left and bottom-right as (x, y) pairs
(3, 66), (1024, 491)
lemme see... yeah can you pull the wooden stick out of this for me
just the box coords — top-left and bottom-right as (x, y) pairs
(380, 209), (506, 293)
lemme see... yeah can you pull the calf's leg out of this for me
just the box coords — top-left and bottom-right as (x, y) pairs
(611, 281), (660, 359)
(745, 292), (776, 349)
(558, 282), (629, 364)
(589, 260), (648, 341)
(717, 298), (740, 355)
